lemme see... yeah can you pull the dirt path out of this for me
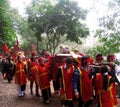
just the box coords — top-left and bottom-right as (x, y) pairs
(0, 75), (63, 107)
(0, 75), (120, 107)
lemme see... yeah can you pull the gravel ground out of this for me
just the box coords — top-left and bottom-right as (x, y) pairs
(0, 75), (120, 107)
(0, 75), (63, 107)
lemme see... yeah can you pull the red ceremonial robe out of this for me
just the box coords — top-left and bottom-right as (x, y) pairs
(79, 67), (93, 102)
(111, 83), (118, 106)
(38, 63), (50, 90)
(60, 65), (74, 100)
(29, 60), (39, 81)
(15, 62), (26, 85)
(94, 74), (114, 107)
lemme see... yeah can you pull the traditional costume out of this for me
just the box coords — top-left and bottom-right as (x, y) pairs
(37, 58), (50, 104)
(56, 57), (74, 107)
(28, 52), (40, 96)
(94, 71), (114, 107)
(14, 56), (27, 97)
(73, 55), (93, 107)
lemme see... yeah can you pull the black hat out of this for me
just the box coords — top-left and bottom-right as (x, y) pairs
(66, 57), (73, 64)
(96, 53), (103, 59)
(81, 55), (90, 61)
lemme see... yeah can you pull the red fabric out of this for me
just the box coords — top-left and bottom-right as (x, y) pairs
(47, 56), (54, 80)
(60, 65), (74, 100)
(96, 56), (103, 60)
(94, 73), (101, 100)
(31, 52), (36, 56)
(2, 43), (9, 53)
(53, 63), (62, 80)
(79, 53), (84, 56)
(38, 63), (50, 90)
(11, 53), (16, 60)
(15, 62), (26, 85)
(100, 90), (113, 107)
(29, 60), (39, 81)
(80, 67), (93, 102)
(16, 39), (19, 49)
(111, 83), (118, 105)
(94, 74), (114, 107)
(14, 38), (20, 51)
(109, 55), (115, 60)
(89, 57), (94, 65)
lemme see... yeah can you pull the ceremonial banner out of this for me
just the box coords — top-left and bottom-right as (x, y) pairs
(2, 43), (9, 53)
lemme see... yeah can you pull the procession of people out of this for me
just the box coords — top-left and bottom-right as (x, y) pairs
(0, 48), (120, 107)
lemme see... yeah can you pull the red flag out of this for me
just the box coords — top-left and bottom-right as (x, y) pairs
(2, 43), (9, 53)
(14, 38), (20, 50)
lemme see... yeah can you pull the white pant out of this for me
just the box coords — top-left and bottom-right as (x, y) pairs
(17, 85), (24, 96)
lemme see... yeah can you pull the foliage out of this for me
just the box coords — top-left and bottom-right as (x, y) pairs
(0, 0), (16, 46)
(87, 0), (120, 57)
(26, 0), (89, 54)
(8, 7), (38, 51)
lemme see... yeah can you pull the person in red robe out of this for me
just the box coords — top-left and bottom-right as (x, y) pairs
(94, 65), (115, 107)
(107, 54), (120, 106)
(92, 53), (104, 100)
(28, 52), (40, 97)
(14, 55), (27, 97)
(56, 57), (75, 107)
(73, 55), (94, 107)
(36, 57), (51, 104)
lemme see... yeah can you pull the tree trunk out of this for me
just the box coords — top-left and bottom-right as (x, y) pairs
(36, 38), (39, 52)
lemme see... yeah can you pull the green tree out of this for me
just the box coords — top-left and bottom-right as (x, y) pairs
(26, 0), (89, 54)
(87, 0), (120, 57)
(9, 7), (37, 52)
(0, 0), (16, 46)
